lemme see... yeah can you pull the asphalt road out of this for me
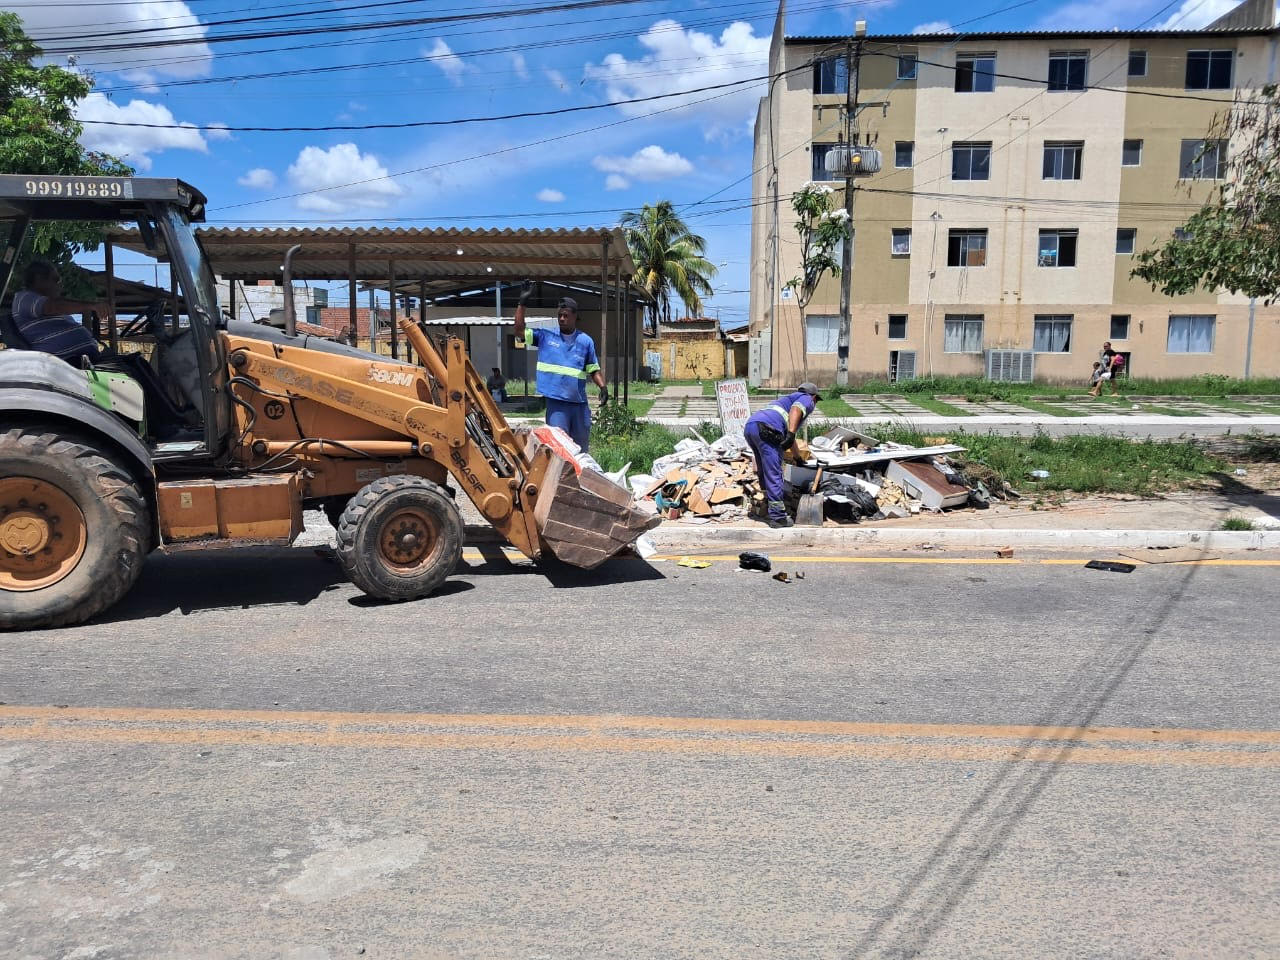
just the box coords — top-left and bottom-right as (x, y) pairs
(2, 541), (1278, 960)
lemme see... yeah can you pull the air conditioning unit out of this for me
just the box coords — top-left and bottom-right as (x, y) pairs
(986, 349), (1034, 383)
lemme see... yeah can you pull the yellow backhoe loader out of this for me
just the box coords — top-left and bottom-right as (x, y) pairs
(0, 175), (656, 629)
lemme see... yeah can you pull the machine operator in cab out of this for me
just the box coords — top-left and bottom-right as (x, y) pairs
(513, 280), (608, 453)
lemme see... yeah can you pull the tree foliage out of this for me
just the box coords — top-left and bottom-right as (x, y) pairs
(1132, 84), (1280, 303)
(785, 184), (848, 312)
(620, 201), (718, 330)
(0, 12), (132, 285)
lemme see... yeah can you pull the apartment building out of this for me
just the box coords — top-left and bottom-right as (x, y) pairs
(748, 0), (1279, 385)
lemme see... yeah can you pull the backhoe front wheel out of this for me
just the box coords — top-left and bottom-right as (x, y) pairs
(0, 427), (150, 630)
(335, 476), (463, 602)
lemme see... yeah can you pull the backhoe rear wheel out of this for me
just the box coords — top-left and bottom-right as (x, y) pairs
(0, 427), (150, 630)
(335, 476), (463, 602)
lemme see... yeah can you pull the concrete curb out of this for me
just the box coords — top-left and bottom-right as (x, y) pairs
(644, 525), (1280, 551)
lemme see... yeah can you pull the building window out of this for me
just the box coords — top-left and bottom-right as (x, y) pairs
(1129, 50), (1147, 77)
(1180, 139), (1227, 180)
(898, 54), (918, 80)
(1038, 229), (1078, 267)
(1047, 51), (1088, 91)
(1116, 228), (1137, 254)
(952, 141), (991, 180)
(811, 144), (840, 181)
(1122, 138), (1143, 166)
(948, 229), (988, 267)
(888, 314), (908, 340)
(1043, 141), (1084, 180)
(891, 228), (912, 256)
(1110, 314), (1131, 340)
(955, 53), (996, 92)
(895, 141), (914, 167)
(806, 314), (839, 354)
(1033, 314), (1073, 352)
(1185, 50), (1232, 90)
(813, 57), (848, 94)
(1174, 227), (1193, 242)
(1167, 314), (1215, 353)
(944, 314), (984, 353)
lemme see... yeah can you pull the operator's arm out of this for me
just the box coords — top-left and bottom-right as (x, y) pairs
(42, 296), (113, 325)
(513, 280), (531, 345)
(585, 337), (607, 403)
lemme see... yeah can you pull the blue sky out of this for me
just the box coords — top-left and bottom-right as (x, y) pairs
(19, 0), (1252, 326)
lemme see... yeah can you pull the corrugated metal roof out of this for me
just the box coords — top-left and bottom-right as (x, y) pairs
(787, 27), (1277, 43)
(419, 316), (514, 326)
(109, 224), (636, 288)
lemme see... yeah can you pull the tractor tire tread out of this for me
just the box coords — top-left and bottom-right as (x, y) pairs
(0, 426), (150, 630)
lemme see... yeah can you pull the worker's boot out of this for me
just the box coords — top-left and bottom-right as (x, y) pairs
(766, 501), (793, 528)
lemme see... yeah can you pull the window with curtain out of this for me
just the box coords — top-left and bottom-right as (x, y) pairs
(944, 314), (984, 353)
(1167, 315), (1215, 353)
(891, 228), (912, 256)
(1033, 315), (1073, 352)
(806, 314), (839, 354)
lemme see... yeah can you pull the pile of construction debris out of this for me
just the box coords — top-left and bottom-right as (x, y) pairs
(633, 426), (1015, 525)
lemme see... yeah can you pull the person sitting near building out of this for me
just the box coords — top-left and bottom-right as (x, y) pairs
(744, 382), (821, 528)
(486, 367), (507, 404)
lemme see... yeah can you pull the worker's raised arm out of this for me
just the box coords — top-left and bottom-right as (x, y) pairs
(513, 279), (532, 345)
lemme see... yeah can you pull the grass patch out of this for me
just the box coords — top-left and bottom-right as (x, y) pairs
(1221, 516), (1256, 531)
(909, 395), (974, 417)
(873, 427), (1224, 496)
(1015, 398), (1087, 417)
(816, 396), (859, 417)
(590, 423), (682, 474)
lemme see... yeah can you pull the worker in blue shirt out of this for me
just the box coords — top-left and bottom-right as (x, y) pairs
(744, 383), (821, 528)
(513, 280), (608, 452)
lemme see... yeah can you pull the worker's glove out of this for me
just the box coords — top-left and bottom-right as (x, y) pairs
(518, 279), (533, 306)
(781, 431), (796, 450)
(598, 385), (609, 406)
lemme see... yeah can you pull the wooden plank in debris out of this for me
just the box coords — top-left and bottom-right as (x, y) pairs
(806, 444), (965, 468)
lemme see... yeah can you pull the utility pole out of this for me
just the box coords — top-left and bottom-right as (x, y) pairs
(836, 20), (866, 388)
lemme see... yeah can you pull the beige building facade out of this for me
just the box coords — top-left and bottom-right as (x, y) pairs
(749, 0), (1280, 385)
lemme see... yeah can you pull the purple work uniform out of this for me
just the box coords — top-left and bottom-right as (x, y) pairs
(744, 391), (816, 523)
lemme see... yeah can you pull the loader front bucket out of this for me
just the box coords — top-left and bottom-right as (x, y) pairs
(528, 444), (661, 570)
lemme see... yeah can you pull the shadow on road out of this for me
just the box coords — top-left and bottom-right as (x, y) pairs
(847, 561), (1205, 959)
(95, 546), (349, 624)
(462, 544), (667, 588)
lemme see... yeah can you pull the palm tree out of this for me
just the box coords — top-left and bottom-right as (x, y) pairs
(620, 201), (717, 334)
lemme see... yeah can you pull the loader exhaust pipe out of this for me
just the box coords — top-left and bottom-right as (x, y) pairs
(281, 244), (302, 337)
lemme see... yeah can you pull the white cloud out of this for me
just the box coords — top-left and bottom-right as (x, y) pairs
(424, 38), (466, 85)
(546, 69), (571, 93)
(536, 187), (565, 202)
(238, 168), (277, 190)
(20, 2), (213, 83)
(592, 145), (694, 182)
(286, 143), (405, 213)
(75, 93), (208, 171)
(510, 52), (530, 81)
(585, 19), (769, 142)
(912, 20), (954, 33)
(205, 122), (232, 141)
(604, 174), (630, 191)
(1155, 0), (1238, 28)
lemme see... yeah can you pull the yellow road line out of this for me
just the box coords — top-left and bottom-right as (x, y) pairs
(648, 555), (1280, 567)
(0, 706), (1275, 769)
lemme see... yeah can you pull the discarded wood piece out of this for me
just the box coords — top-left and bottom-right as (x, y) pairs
(1120, 547), (1220, 564)
(1084, 560), (1136, 573)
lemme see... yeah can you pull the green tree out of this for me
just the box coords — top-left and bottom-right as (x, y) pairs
(785, 183), (849, 378)
(620, 200), (717, 332)
(1132, 84), (1280, 303)
(0, 12), (133, 288)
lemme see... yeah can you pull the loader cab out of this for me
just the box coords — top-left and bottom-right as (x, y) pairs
(0, 175), (232, 462)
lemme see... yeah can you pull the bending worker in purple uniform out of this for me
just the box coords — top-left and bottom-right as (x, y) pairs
(744, 382), (821, 528)
(513, 279), (608, 452)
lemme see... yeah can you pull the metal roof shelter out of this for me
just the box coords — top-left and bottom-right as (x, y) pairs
(110, 225), (642, 392)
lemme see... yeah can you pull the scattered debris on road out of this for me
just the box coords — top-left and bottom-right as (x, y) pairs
(739, 551), (772, 572)
(1084, 560), (1137, 573)
(996, 546), (1015, 558)
(1120, 547), (1221, 564)
(676, 557), (712, 569)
